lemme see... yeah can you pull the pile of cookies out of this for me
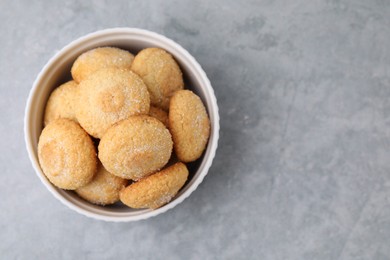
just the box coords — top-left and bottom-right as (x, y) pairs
(38, 47), (210, 209)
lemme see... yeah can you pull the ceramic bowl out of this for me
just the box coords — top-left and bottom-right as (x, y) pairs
(24, 28), (219, 222)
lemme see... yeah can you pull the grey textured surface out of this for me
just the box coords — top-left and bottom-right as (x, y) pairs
(1, 0), (390, 259)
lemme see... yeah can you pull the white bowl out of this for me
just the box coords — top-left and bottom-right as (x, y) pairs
(24, 28), (219, 222)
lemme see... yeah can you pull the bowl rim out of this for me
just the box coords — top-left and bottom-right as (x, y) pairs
(24, 27), (220, 222)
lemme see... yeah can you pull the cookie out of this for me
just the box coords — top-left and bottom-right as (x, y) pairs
(38, 119), (97, 190)
(43, 80), (78, 126)
(169, 90), (210, 162)
(130, 47), (184, 110)
(98, 116), (173, 180)
(149, 106), (169, 127)
(119, 162), (188, 209)
(71, 47), (134, 83)
(76, 68), (150, 138)
(75, 162), (127, 205)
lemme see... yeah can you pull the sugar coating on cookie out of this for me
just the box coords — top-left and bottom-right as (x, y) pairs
(149, 106), (169, 127)
(44, 80), (79, 126)
(71, 47), (134, 83)
(38, 119), (97, 190)
(119, 162), (188, 209)
(75, 162), (127, 205)
(76, 68), (150, 138)
(98, 116), (173, 180)
(130, 47), (184, 110)
(169, 90), (210, 162)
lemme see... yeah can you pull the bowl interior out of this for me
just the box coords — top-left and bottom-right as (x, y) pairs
(25, 28), (219, 221)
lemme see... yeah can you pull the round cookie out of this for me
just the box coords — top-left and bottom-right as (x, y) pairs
(76, 68), (150, 138)
(71, 47), (134, 83)
(38, 119), (97, 190)
(130, 47), (184, 110)
(44, 80), (78, 126)
(75, 162), (127, 205)
(98, 116), (173, 180)
(119, 162), (188, 209)
(169, 90), (210, 162)
(149, 106), (169, 127)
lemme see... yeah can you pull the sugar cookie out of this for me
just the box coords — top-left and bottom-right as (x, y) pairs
(71, 47), (134, 83)
(38, 119), (97, 190)
(120, 162), (188, 209)
(149, 106), (169, 127)
(169, 90), (210, 162)
(76, 68), (150, 138)
(75, 162), (127, 205)
(131, 47), (184, 110)
(43, 80), (78, 126)
(98, 116), (173, 180)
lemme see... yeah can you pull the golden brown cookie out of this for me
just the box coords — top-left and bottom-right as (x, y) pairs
(130, 47), (184, 110)
(71, 47), (134, 83)
(149, 106), (169, 127)
(76, 68), (150, 138)
(98, 116), (173, 180)
(169, 90), (210, 162)
(75, 162), (127, 205)
(38, 119), (97, 190)
(43, 80), (78, 126)
(119, 162), (188, 209)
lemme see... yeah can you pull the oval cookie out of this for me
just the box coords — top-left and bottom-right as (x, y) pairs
(130, 47), (184, 110)
(38, 119), (97, 190)
(44, 80), (78, 126)
(71, 47), (134, 83)
(75, 162), (127, 205)
(98, 116), (173, 180)
(149, 106), (169, 127)
(169, 90), (210, 162)
(120, 162), (188, 209)
(76, 68), (150, 138)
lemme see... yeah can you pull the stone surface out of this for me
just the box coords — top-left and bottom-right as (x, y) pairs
(1, 0), (390, 259)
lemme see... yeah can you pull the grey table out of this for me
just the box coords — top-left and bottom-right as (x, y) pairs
(1, 0), (390, 259)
